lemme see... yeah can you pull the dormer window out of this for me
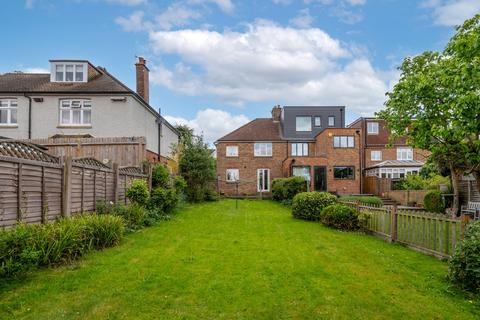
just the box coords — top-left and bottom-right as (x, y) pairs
(51, 62), (87, 83)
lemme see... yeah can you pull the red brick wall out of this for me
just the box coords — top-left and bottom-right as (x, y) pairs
(217, 127), (361, 197)
(282, 128), (361, 196)
(364, 147), (430, 169)
(216, 142), (288, 196)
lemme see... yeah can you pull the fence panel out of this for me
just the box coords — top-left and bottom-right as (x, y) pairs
(0, 145), (148, 228)
(339, 200), (463, 259)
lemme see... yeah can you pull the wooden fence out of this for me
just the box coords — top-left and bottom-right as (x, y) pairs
(25, 136), (147, 167)
(340, 200), (464, 259)
(0, 141), (149, 228)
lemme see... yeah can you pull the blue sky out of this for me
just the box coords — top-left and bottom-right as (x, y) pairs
(0, 0), (478, 141)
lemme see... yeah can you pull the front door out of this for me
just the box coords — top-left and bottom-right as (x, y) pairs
(314, 166), (327, 191)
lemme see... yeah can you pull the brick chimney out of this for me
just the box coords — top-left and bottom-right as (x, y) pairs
(271, 105), (282, 122)
(135, 57), (149, 103)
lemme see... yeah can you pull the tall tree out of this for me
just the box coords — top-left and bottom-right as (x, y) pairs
(378, 14), (480, 211)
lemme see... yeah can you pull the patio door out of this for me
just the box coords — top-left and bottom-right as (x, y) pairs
(314, 166), (327, 191)
(257, 169), (270, 192)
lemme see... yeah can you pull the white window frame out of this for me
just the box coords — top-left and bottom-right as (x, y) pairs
(0, 98), (18, 125)
(333, 136), (354, 148)
(328, 116), (335, 127)
(292, 166), (311, 182)
(257, 168), (270, 192)
(59, 99), (92, 126)
(371, 150), (382, 161)
(314, 116), (321, 127)
(226, 169), (239, 182)
(254, 142), (272, 157)
(296, 116), (312, 132)
(367, 122), (379, 134)
(397, 147), (413, 161)
(291, 143), (308, 156)
(226, 146), (239, 157)
(51, 62), (87, 83)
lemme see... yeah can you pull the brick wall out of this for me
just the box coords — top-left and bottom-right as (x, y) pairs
(364, 147), (430, 169)
(216, 142), (288, 196)
(216, 127), (361, 197)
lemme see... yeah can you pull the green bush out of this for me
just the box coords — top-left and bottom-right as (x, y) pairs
(0, 214), (124, 278)
(424, 190), (445, 213)
(292, 192), (337, 221)
(174, 176), (187, 192)
(340, 196), (383, 206)
(320, 204), (359, 231)
(126, 179), (150, 207)
(449, 221), (480, 293)
(113, 203), (149, 231)
(152, 164), (170, 189)
(149, 188), (179, 213)
(204, 189), (219, 201)
(272, 176), (307, 202)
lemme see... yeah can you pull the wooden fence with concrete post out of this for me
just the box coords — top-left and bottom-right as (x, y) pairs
(340, 200), (465, 259)
(0, 140), (149, 228)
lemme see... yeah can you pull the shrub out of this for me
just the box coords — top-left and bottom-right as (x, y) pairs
(204, 189), (219, 201)
(424, 190), (445, 213)
(152, 164), (170, 188)
(340, 196), (383, 206)
(394, 174), (426, 190)
(272, 177), (307, 202)
(449, 221), (480, 293)
(0, 214), (124, 278)
(126, 179), (150, 207)
(149, 187), (179, 213)
(320, 204), (359, 231)
(113, 203), (149, 231)
(292, 192), (337, 221)
(174, 176), (187, 192)
(95, 200), (116, 215)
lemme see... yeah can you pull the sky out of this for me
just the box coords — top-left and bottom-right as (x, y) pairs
(0, 0), (478, 142)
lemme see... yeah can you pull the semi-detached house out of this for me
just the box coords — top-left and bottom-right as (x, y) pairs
(0, 57), (178, 165)
(216, 106), (362, 196)
(216, 106), (429, 197)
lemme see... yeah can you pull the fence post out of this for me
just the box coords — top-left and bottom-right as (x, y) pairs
(113, 163), (119, 204)
(17, 163), (23, 222)
(355, 200), (360, 213)
(62, 156), (72, 217)
(391, 204), (398, 242)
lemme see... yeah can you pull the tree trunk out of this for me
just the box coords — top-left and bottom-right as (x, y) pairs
(450, 164), (460, 214)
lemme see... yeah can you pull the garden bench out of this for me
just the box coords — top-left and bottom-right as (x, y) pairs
(461, 201), (480, 220)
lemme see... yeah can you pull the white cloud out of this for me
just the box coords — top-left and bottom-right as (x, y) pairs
(164, 109), (250, 142)
(188, 0), (234, 13)
(24, 67), (49, 73)
(115, 11), (148, 32)
(106, 0), (146, 6)
(344, 0), (366, 5)
(290, 8), (314, 28)
(149, 21), (394, 115)
(155, 4), (201, 30)
(421, 0), (480, 26)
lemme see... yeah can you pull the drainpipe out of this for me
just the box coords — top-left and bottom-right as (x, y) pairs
(24, 93), (32, 139)
(356, 129), (363, 194)
(158, 118), (162, 163)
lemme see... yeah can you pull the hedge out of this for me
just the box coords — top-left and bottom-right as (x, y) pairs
(272, 176), (307, 202)
(339, 196), (383, 206)
(320, 204), (359, 231)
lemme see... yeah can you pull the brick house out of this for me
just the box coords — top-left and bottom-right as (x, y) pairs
(348, 118), (430, 185)
(216, 106), (362, 196)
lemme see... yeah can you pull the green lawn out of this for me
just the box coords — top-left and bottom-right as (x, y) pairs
(1, 200), (479, 319)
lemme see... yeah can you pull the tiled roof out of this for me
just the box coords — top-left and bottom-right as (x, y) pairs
(216, 118), (282, 142)
(366, 160), (425, 169)
(0, 69), (130, 94)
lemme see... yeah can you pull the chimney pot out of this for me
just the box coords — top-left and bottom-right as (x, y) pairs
(271, 105), (282, 122)
(135, 56), (149, 103)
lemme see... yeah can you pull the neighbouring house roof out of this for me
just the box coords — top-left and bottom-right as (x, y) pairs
(365, 160), (425, 170)
(216, 118), (283, 142)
